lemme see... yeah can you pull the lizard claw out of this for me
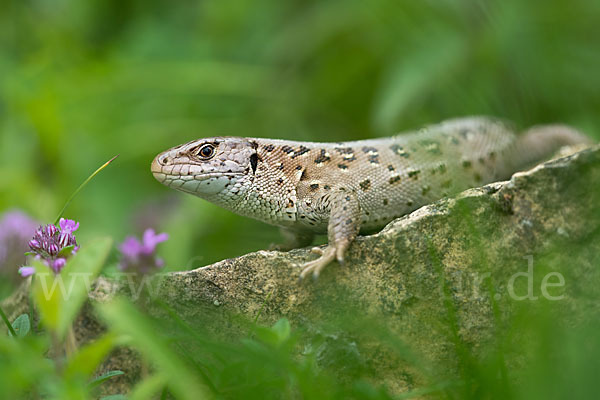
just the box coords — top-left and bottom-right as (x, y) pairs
(299, 246), (336, 280)
(310, 246), (324, 255)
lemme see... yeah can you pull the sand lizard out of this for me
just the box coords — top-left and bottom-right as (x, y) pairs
(151, 117), (588, 278)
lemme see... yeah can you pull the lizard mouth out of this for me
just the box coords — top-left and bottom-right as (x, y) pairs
(151, 154), (243, 187)
(152, 170), (243, 185)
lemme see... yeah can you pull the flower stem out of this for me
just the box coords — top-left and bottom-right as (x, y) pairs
(65, 325), (77, 356)
(54, 155), (119, 225)
(0, 305), (18, 337)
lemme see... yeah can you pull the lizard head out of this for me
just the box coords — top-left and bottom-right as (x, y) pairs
(151, 137), (259, 199)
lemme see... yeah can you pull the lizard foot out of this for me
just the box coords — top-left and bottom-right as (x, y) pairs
(299, 246), (337, 280)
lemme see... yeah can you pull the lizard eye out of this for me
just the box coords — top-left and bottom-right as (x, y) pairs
(197, 144), (215, 159)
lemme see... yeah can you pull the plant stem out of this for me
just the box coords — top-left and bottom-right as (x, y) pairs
(54, 154), (119, 225)
(0, 305), (18, 337)
(65, 325), (78, 356)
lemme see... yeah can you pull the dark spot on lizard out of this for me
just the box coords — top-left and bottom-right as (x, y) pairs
(309, 183), (319, 191)
(314, 149), (331, 164)
(344, 154), (357, 162)
(421, 185), (431, 196)
(249, 153), (258, 174)
(390, 144), (409, 158)
(389, 176), (401, 184)
(264, 144), (275, 152)
(250, 141), (258, 150)
(387, 165), (395, 172)
(359, 179), (371, 191)
(281, 145), (294, 154)
(368, 154), (380, 164)
(323, 185), (331, 190)
(287, 200), (295, 208)
(299, 169), (308, 181)
(277, 178), (284, 184)
(345, 219), (353, 225)
(383, 199), (389, 206)
(345, 196), (351, 201)
(278, 164), (284, 170)
(291, 145), (310, 158)
(474, 173), (482, 182)
(362, 146), (378, 154)
(406, 201), (413, 207)
(489, 151), (497, 160)
(343, 206), (347, 211)
(478, 157), (485, 164)
(338, 164), (348, 170)
(418, 139), (442, 155)
(334, 147), (354, 154)
(295, 165), (302, 170)
(438, 164), (447, 174)
(462, 160), (472, 168)
(407, 170), (420, 180)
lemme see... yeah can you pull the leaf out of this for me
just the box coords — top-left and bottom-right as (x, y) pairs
(31, 259), (61, 332)
(11, 314), (30, 338)
(129, 374), (168, 400)
(31, 237), (113, 339)
(65, 333), (117, 380)
(57, 245), (75, 258)
(271, 318), (291, 343)
(97, 299), (213, 400)
(88, 370), (125, 390)
(371, 29), (466, 132)
(57, 237), (112, 337)
(254, 318), (291, 347)
(99, 395), (128, 400)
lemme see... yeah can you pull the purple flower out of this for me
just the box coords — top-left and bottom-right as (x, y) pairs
(19, 218), (81, 276)
(0, 210), (40, 278)
(118, 228), (168, 274)
(59, 218), (79, 234)
(18, 266), (35, 277)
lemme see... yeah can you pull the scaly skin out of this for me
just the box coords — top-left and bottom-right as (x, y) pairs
(151, 117), (588, 278)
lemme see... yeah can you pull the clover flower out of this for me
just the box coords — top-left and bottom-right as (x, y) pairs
(0, 210), (40, 277)
(18, 218), (80, 277)
(118, 228), (168, 274)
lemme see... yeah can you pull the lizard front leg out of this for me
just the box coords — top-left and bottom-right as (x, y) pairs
(299, 191), (361, 279)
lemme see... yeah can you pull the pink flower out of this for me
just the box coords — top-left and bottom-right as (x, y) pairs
(19, 218), (80, 276)
(118, 229), (168, 274)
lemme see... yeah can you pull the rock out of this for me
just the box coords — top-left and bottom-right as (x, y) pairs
(2, 145), (599, 395)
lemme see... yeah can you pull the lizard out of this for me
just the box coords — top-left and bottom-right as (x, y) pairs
(151, 116), (589, 279)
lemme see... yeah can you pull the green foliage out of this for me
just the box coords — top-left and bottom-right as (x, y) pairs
(32, 237), (112, 339)
(11, 313), (30, 338)
(98, 299), (213, 400)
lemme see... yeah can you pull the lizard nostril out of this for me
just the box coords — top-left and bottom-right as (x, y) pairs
(159, 155), (170, 166)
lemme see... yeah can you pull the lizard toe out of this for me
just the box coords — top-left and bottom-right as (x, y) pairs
(310, 246), (324, 255)
(299, 246), (336, 279)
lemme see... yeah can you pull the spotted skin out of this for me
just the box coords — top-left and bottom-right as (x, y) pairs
(151, 117), (589, 278)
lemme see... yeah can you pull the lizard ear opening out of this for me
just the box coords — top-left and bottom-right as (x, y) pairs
(250, 153), (258, 174)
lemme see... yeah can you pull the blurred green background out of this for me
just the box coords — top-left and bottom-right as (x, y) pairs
(1, 0), (599, 271)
